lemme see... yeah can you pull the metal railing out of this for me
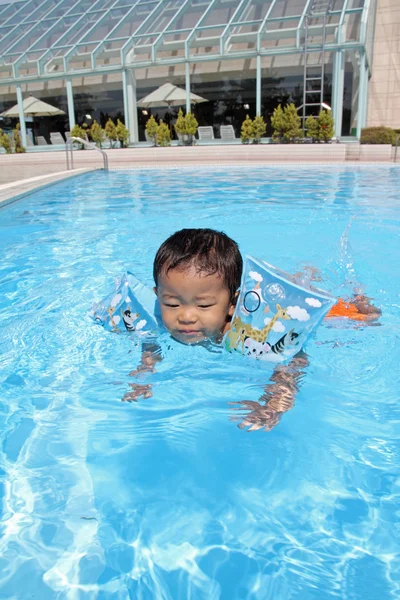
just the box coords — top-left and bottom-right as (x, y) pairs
(65, 136), (109, 171)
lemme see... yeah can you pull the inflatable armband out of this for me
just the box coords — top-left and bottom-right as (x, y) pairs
(223, 256), (336, 362)
(91, 271), (160, 334)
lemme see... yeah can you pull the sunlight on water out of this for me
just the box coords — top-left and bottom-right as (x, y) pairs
(0, 167), (399, 599)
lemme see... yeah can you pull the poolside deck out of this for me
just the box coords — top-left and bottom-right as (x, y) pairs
(0, 143), (397, 188)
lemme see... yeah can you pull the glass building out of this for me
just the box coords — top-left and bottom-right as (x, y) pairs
(0, 0), (378, 146)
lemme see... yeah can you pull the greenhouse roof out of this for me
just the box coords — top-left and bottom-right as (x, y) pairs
(0, 0), (376, 84)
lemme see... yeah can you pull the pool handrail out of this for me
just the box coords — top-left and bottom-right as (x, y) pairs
(66, 137), (109, 171)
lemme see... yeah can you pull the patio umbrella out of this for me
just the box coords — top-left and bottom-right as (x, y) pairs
(0, 95), (65, 117)
(137, 82), (208, 108)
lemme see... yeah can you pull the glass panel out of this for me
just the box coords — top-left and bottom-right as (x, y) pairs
(0, 2), (26, 23)
(201, 0), (238, 27)
(163, 0), (209, 32)
(343, 12), (361, 43)
(29, 18), (86, 52)
(6, 0), (56, 25)
(79, 9), (127, 43)
(71, 72), (124, 136)
(135, 63), (186, 141)
(261, 52), (333, 135)
(0, 23), (38, 56)
(106, 3), (159, 40)
(235, 0), (273, 22)
(268, 0), (307, 19)
(189, 58), (257, 138)
(342, 49), (358, 136)
(0, 79), (69, 146)
(43, 0), (82, 20)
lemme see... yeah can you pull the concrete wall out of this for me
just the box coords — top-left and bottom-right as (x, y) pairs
(367, 0), (400, 128)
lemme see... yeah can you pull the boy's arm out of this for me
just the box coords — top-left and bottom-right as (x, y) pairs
(122, 342), (162, 402)
(230, 352), (309, 431)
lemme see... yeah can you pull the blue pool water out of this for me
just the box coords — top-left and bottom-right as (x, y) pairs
(0, 167), (399, 599)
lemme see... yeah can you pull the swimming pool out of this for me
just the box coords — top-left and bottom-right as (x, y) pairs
(0, 166), (399, 599)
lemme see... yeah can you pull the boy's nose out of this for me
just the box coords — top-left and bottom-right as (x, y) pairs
(178, 308), (198, 324)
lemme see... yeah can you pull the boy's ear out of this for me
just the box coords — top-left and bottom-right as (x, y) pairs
(228, 291), (239, 316)
(153, 286), (158, 296)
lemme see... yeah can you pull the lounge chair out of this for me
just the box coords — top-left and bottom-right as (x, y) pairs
(36, 136), (48, 146)
(50, 132), (65, 144)
(220, 125), (236, 141)
(198, 126), (214, 141)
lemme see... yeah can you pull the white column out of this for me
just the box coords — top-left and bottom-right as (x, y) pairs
(356, 53), (368, 139)
(185, 61), (191, 113)
(124, 68), (138, 144)
(66, 78), (75, 130)
(256, 55), (261, 116)
(332, 50), (345, 139)
(16, 84), (27, 148)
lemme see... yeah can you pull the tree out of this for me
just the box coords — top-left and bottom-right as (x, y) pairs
(116, 119), (129, 147)
(282, 103), (302, 142)
(13, 123), (26, 153)
(305, 115), (319, 142)
(174, 108), (198, 145)
(252, 115), (266, 144)
(0, 128), (12, 153)
(90, 119), (104, 147)
(104, 118), (117, 148)
(271, 105), (285, 142)
(156, 120), (171, 147)
(145, 115), (158, 146)
(318, 109), (335, 143)
(240, 115), (253, 144)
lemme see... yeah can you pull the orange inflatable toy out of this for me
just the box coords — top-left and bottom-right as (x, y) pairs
(326, 297), (368, 321)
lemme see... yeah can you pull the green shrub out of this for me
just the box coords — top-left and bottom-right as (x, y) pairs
(282, 103), (302, 142)
(240, 114), (266, 144)
(305, 110), (335, 143)
(240, 115), (253, 144)
(116, 119), (129, 147)
(145, 115), (158, 146)
(156, 120), (171, 147)
(90, 119), (104, 147)
(271, 105), (285, 142)
(13, 123), (25, 153)
(174, 108), (198, 137)
(271, 103), (302, 142)
(104, 118), (117, 147)
(0, 128), (13, 153)
(360, 126), (397, 145)
(252, 115), (266, 144)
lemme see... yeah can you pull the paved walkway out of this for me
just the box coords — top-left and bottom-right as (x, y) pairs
(0, 168), (95, 207)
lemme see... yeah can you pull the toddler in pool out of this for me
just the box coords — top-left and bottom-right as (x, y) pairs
(124, 228), (381, 427)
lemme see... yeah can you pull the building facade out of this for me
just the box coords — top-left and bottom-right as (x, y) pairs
(0, 0), (395, 147)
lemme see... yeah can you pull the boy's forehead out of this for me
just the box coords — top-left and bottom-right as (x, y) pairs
(158, 267), (227, 292)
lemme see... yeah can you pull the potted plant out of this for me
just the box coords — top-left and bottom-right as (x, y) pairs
(240, 115), (253, 144)
(70, 124), (85, 148)
(252, 115), (266, 144)
(116, 119), (129, 148)
(0, 128), (12, 153)
(156, 120), (171, 146)
(174, 108), (198, 146)
(13, 123), (25, 153)
(104, 118), (117, 148)
(90, 119), (105, 147)
(145, 115), (158, 146)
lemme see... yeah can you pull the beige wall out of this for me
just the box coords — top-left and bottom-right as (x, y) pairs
(367, 0), (400, 128)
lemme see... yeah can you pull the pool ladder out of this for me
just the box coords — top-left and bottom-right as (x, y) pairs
(65, 137), (109, 171)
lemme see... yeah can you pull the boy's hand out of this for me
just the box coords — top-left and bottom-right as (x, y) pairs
(122, 383), (152, 402)
(129, 350), (162, 377)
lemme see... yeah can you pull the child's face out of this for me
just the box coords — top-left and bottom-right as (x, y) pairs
(155, 266), (235, 344)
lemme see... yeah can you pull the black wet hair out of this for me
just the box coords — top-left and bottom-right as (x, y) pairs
(153, 228), (243, 301)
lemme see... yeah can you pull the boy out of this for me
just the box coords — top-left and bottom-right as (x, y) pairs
(123, 228), (380, 430)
